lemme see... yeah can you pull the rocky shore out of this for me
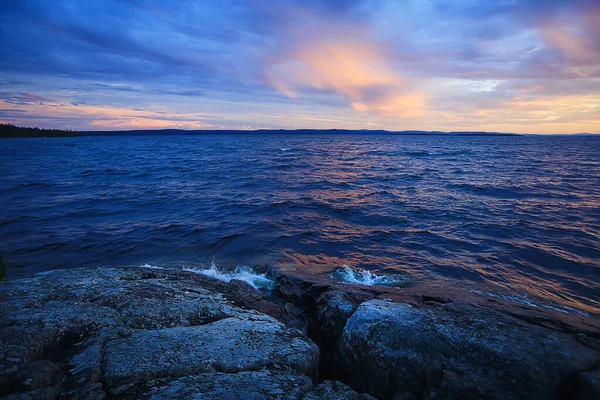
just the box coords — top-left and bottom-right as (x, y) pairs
(1, 267), (599, 399)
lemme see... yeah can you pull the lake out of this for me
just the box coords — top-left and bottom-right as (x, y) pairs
(1, 134), (598, 315)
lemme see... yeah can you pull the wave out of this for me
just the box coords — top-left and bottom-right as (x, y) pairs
(139, 263), (165, 270)
(139, 262), (274, 290)
(330, 265), (408, 287)
(183, 261), (274, 290)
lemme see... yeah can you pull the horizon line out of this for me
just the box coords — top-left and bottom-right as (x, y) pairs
(81, 128), (598, 136)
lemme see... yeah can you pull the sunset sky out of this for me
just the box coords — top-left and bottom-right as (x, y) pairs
(0, 0), (599, 133)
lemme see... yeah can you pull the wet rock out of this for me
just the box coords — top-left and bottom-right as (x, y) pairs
(303, 380), (376, 399)
(229, 278), (282, 318)
(420, 294), (453, 305)
(272, 273), (330, 311)
(338, 299), (600, 399)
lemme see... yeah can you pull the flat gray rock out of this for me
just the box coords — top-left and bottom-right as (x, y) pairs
(0, 268), (321, 399)
(103, 315), (319, 389)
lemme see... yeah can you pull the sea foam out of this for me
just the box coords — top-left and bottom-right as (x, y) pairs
(140, 261), (274, 290)
(330, 265), (407, 287)
(183, 261), (274, 291)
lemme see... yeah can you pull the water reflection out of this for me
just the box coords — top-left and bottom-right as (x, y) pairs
(0, 134), (598, 315)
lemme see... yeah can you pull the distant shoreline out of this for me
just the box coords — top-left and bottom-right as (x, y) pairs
(84, 129), (524, 136)
(2, 125), (598, 137)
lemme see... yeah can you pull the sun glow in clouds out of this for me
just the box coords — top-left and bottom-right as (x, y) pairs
(265, 15), (425, 118)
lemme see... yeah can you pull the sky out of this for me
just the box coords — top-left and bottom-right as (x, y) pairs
(0, 0), (599, 133)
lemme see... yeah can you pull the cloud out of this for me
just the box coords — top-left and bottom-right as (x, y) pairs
(0, 94), (213, 130)
(0, 0), (598, 132)
(536, 9), (600, 68)
(264, 12), (425, 117)
(0, 91), (52, 105)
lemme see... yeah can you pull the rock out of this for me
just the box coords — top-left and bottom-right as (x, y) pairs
(309, 290), (373, 383)
(229, 279), (282, 319)
(2, 266), (599, 400)
(574, 370), (600, 400)
(284, 302), (310, 333)
(124, 371), (313, 399)
(338, 299), (600, 399)
(15, 360), (62, 391)
(103, 315), (319, 390)
(64, 383), (106, 400)
(272, 273), (330, 311)
(0, 268), (320, 399)
(303, 380), (376, 399)
(0, 386), (61, 400)
(313, 291), (362, 341)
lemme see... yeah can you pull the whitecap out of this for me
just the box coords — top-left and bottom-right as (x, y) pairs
(184, 261), (274, 291)
(329, 265), (407, 287)
(139, 263), (165, 270)
(280, 148), (291, 151)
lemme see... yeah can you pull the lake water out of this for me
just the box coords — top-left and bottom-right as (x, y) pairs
(1, 134), (598, 315)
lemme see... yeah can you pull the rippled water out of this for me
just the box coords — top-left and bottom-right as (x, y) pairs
(1, 135), (599, 314)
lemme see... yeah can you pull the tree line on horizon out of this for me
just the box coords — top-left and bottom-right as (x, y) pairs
(0, 124), (80, 138)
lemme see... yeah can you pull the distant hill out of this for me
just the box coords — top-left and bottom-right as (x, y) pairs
(83, 128), (523, 136)
(0, 124), (80, 138)
(3, 126), (597, 137)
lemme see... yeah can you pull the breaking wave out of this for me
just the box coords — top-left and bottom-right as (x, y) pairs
(183, 261), (274, 290)
(330, 265), (408, 287)
(140, 262), (274, 290)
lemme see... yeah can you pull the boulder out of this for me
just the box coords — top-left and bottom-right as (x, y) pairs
(338, 299), (600, 399)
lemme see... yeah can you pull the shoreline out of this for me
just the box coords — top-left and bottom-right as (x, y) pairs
(1, 266), (599, 399)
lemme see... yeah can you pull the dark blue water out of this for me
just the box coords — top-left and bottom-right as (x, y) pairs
(1, 135), (599, 315)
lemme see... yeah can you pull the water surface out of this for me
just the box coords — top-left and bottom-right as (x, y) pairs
(1, 135), (598, 314)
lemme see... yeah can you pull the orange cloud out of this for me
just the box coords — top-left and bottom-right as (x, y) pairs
(88, 118), (211, 129)
(537, 7), (600, 68)
(540, 25), (596, 64)
(0, 98), (212, 130)
(265, 16), (425, 118)
(433, 93), (600, 133)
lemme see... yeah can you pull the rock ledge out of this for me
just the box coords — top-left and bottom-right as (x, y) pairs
(1, 267), (599, 400)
